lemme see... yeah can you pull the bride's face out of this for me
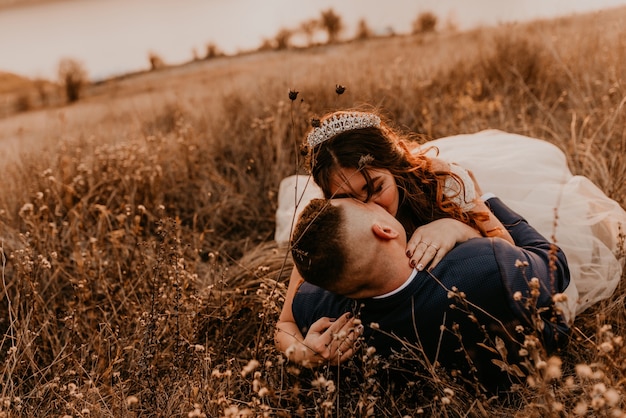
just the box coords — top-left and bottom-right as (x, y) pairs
(328, 167), (400, 217)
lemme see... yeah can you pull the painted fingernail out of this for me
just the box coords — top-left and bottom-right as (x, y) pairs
(410, 259), (416, 268)
(416, 263), (424, 271)
(406, 250), (412, 257)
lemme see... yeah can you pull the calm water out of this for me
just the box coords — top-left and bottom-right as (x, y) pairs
(1, 0), (626, 81)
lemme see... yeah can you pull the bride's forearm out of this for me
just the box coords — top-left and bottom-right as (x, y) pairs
(471, 199), (514, 244)
(275, 320), (317, 365)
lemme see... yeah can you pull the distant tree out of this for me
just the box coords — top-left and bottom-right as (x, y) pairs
(355, 18), (373, 40)
(33, 78), (50, 106)
(274, 28), (293, 50)
(57, 58), (88, 103)
(258, 38), (274, 52)
(299, 18), (320, 46)
(205, 42), (223, 59)
(148, 52), (165, 70)
(412, 11), (438, 34)
(320, 8), (343, 43)
(14, 92), (32, 112)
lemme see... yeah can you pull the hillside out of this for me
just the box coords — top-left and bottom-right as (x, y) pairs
(2, 4), (625, 163)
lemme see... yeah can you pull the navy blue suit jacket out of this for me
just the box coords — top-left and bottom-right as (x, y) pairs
(292, 197), (571, 389)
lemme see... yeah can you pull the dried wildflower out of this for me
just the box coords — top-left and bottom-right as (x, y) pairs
(188, 405), (206, 418)
(573, 402), (588, 415)
(288, 89), (299, 101)
(599, 341), (614, 353)
(241, 359), (260, 377)
(335, 84), (346, 95)
(285, 344), (296, 358)
(575, 364), (593, 379)
(311, 376), (325, 387)
(545, 356), (562, 380)
(514, 259), (529, 268)
(604, 388), (620, 406)
(443, 388), (455, 397)
(513, 291), (523, 301)
(591, 396), (606, 410)
(126, 395), (139, 406)
(358, 154), (374, 167)
(19, 203), (34, 217)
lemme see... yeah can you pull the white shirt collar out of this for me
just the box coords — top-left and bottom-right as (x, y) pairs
(372, 268), (418, 299)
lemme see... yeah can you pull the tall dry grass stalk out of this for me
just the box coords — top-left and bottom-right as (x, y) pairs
(1, 7), (626, 417)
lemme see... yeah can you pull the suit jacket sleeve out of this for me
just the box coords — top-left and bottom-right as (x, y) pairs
(485, 197), (571, 351)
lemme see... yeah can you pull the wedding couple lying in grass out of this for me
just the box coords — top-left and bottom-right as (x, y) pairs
(273, 109), (626, 393)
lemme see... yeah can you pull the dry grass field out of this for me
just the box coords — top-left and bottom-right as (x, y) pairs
(1, 6), (626, 417)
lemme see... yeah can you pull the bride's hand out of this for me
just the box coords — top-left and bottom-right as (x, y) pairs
(406, 218), (481, 271)
(297, 312), (362, 367)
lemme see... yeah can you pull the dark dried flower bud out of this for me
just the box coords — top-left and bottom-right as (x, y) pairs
(288, 89), (299, 101)
(335, 84), (346, 95)
(311, 118), (321, 128)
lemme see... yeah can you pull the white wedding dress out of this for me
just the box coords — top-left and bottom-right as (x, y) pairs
(275, 130), (626, 318)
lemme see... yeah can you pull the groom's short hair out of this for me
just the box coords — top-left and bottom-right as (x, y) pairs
(290, 198), (347, 291)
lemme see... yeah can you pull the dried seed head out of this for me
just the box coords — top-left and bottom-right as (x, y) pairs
(358, 154), (374, 167)
(335, 84), (346, 95)
(288, 89), (299, 101)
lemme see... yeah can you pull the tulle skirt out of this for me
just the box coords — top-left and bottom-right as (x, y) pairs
(275, 130), (626, 317)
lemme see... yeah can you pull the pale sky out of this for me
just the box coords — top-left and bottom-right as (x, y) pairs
(1, 0), (626, 80)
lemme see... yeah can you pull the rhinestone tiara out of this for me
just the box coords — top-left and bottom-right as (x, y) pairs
(306, 112), (381, 147)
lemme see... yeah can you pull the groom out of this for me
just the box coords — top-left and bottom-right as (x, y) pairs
(289, 196), (571, 391)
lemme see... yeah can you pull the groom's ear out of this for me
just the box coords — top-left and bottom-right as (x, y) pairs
(372, 223), (400, 240)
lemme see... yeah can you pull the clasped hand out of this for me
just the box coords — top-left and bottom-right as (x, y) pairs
(296, 312), (362, 367)
(406, 218), (481, 271)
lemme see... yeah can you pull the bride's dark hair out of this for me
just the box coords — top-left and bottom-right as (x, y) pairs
(306, 111), (482, 236)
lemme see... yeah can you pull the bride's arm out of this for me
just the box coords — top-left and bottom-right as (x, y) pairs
(465, 168), (515, 244)
(432, 157), (514, 245)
